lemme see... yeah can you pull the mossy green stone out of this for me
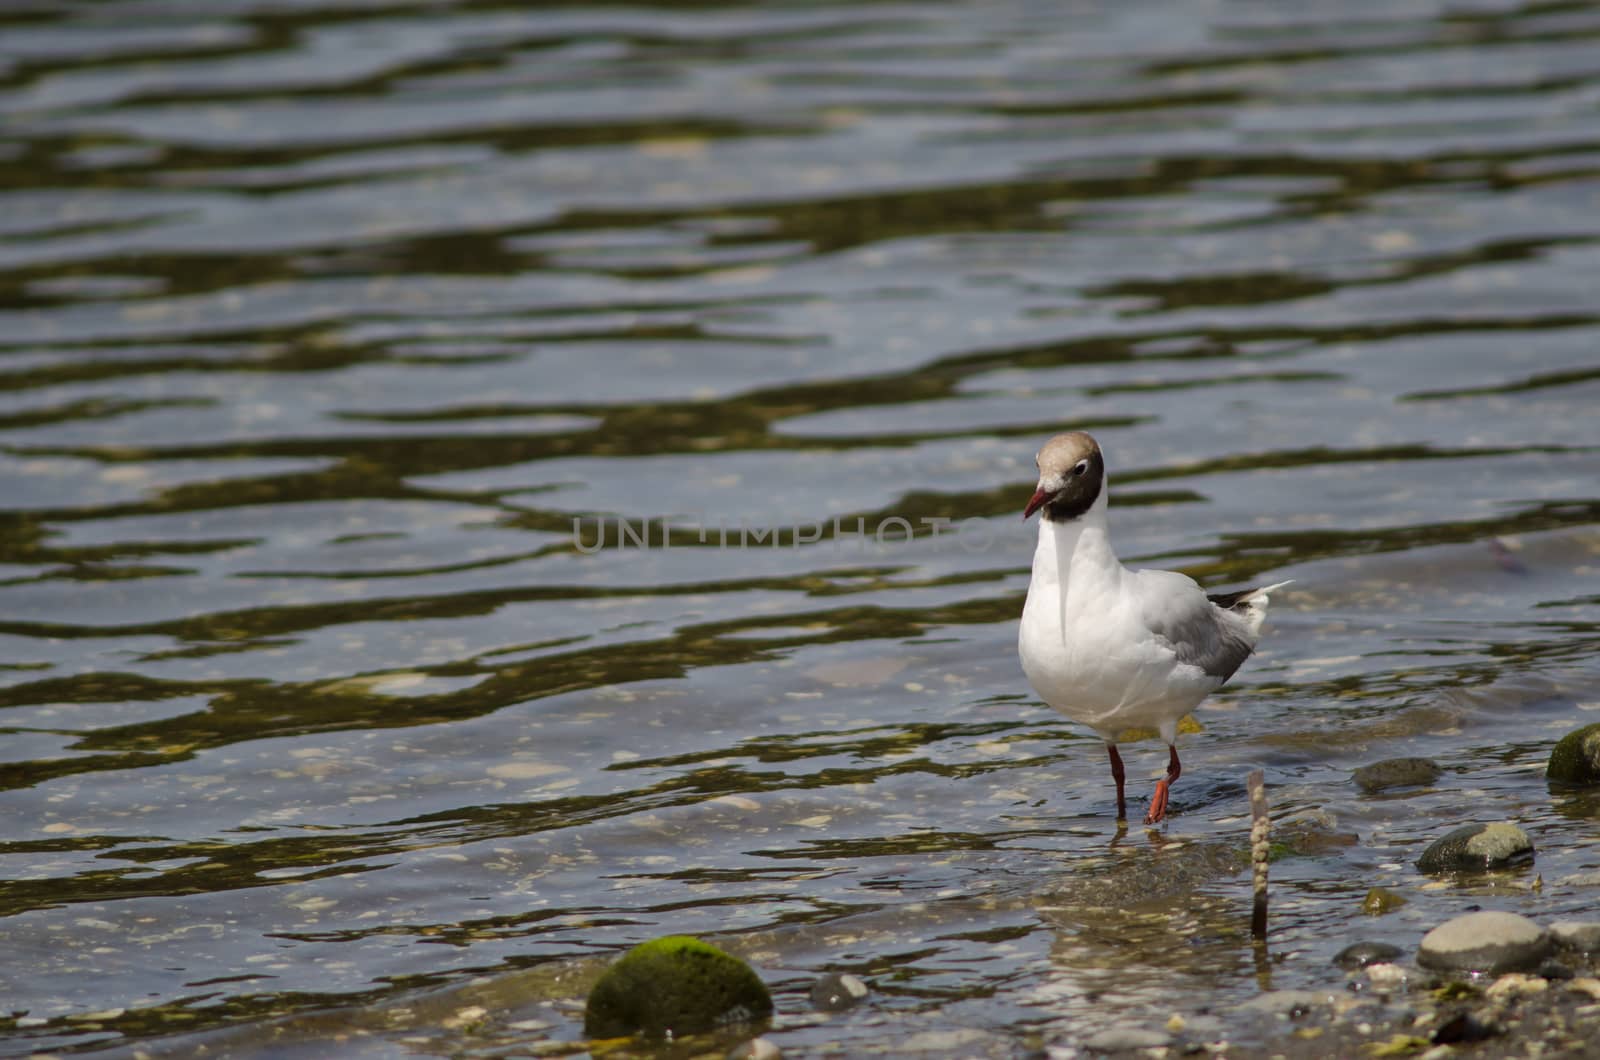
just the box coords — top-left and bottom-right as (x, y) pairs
(584, 936), (773, 1040)
(1361, 886), (1408, 915)
(1546, 723), (1600, 784)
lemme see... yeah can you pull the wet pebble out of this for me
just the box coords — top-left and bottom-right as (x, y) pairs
(1334, 941), (1404, 969)
(1239, 989), (1336, 1018)
(1415, 822), (1534, 873)
(1550, 920), (1600, 953)
(1353, 757), (1442, 793)
(1537, 958), (1574, 981)
(1485, 972), (1548, 1001)
(1417, 911), (1551, 974)
(1083, 1026), (1170, 1052)
(1546, 723), (1600, 784)
(1431, 1010), (1500, 1045)
(808, 972), (869, 1012)
(726, 1038), (781, 1060)
(1366, 963), (1408, 991)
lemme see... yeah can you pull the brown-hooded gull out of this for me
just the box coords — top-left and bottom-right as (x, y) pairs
(1018, 431), (1291, 825)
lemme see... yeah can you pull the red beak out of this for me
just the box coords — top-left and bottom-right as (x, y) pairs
(1023, 487), (1054, 520)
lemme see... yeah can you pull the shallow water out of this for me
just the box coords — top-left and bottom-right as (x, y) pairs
(1, 0), (1598, 1056)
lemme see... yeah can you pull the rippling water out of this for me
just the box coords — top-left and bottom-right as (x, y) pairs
(1, 0), (1598, 1055)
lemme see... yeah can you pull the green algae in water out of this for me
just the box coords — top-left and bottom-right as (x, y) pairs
(584, 936), (773, 1040)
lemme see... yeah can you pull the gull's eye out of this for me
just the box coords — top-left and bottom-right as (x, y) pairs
(1073, 460), (1089, 476)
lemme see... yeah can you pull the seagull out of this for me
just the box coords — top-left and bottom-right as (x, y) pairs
(1018, 431), (1290, 825)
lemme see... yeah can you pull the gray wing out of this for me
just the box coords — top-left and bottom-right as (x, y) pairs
(1134, 570), (1256, 683)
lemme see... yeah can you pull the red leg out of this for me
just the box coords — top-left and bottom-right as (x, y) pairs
(1106, 743), (1127, 821)
(1143, 744), (1182, 825)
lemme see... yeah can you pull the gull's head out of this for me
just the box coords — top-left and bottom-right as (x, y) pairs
(1024, 431), (1104, 522)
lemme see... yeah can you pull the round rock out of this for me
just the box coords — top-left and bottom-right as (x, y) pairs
(1353, 757), (1442, 793)
(1415, 822), (1534, 874)
(1546, 723), (1600, 784)
(1334, 941), (1404, 969)
(584, 935), (773, 1039)
(808, 972), (869, 1012)
(1550, 920), (1600, 953)
(1417, 911), (1551, 974)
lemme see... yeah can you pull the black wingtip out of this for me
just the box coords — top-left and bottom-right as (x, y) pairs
(1207, 579), (1293, 611)
(1205, 587), (1254, 610)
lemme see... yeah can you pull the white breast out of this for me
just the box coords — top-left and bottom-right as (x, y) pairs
(1018, 510), (1220, 741)
(1020, 589), (1218, 740)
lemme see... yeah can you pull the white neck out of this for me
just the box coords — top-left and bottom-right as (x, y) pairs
(1030, 488), (1122, 599)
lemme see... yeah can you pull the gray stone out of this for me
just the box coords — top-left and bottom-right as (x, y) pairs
(1547, 723), (1600, 784)
(1550, 920), (1600, 953)
(1353, 757), (1442, 793)
(1084, 1027), (1170, 1052)
(1334, 940), (1405, 969)
(1415, 822), (1534, 874)
(1417, 911), (1551, 974)
(808, 972), (869, 1012)
(1239, 990), (1337, 1017)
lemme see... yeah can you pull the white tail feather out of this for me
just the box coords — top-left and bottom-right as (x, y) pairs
(1236, 579), (1293, 636)
(1244, 579), (1294, 601)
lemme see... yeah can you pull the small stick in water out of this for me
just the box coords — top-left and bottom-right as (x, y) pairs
(1248, 769), (1269, 939)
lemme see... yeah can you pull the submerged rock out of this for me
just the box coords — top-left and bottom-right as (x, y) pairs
(1361, 887), (1408, 915)
(1084, 1026), (1170, 1052)
(1353, 757), (1442, 793)
(808, 972), (869, 1012)
(1239, 989), (1337, 1018)
(1547, 723), (1600, 784)
(1415, 822), (1534, 874)
(1418, 911), (1551, 974)
(1335, 941), (1404, 969)
(584, 936), (773, 1040)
